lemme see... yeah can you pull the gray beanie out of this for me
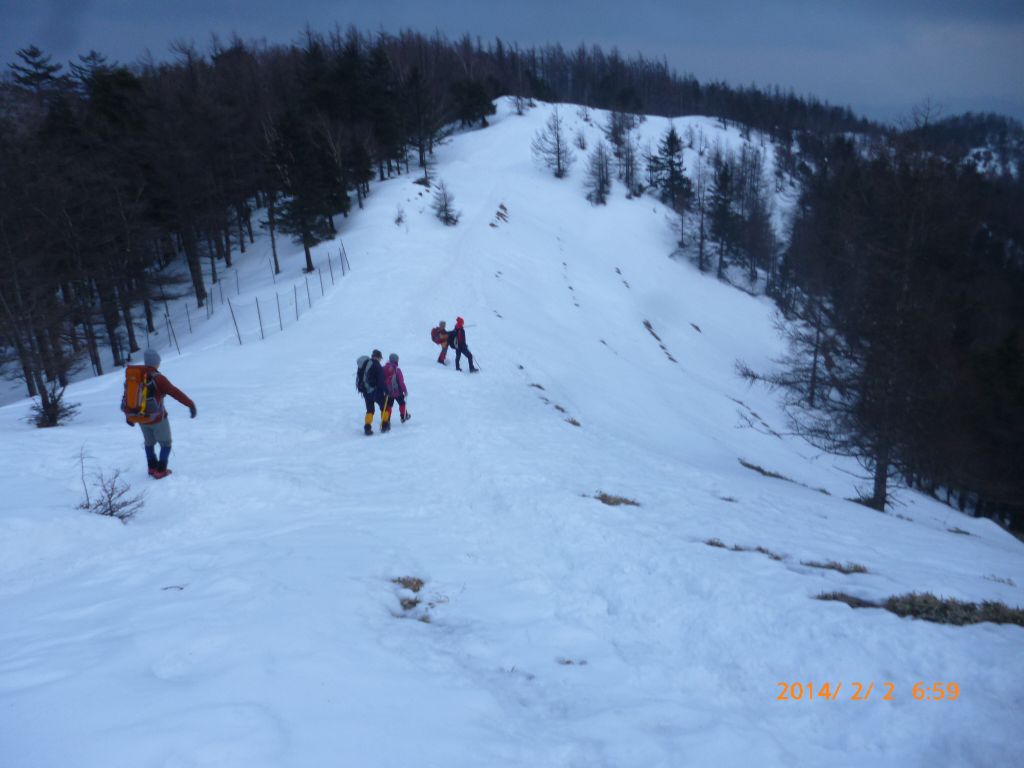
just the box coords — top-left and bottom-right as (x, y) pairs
(388, 353), (399, 364)
(144, 349), (161, 368)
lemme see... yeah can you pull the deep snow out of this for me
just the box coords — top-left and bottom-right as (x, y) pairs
(1, 99), (1021, 768)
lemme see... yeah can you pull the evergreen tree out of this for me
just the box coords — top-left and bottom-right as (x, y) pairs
(452, 79), (496, 127)
(585, 141), (612, 205)
(270, 112), (344, 271)
(708, 153), (739, 279)
(531, 107), (574, 178)
(431, 179), (460, 225)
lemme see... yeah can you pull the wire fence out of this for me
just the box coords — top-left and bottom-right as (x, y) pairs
(138, 244), (351, 354)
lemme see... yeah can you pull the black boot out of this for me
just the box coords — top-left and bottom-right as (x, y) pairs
(364, 423), (373, 436)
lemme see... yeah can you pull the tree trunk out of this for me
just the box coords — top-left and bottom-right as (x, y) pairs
(236, 204), (246, 254)
(870, 441), (890, 510)
(300, 213), (314, 272)
(181, 228), (207, 307)
(267, 197), (280, 274)
(206, 234), (219, 285)
(14, 337), (37, 397)
(143, 294), (155, 334)
(119, 285), (139, 354)
(222, 218), (233, 268)
(84, 313), (102, 375)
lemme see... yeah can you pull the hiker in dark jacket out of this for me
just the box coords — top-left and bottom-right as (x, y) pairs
(360, 349), (387, 435)
(124, 349), (196, 478)
(450, 316), (477, 372)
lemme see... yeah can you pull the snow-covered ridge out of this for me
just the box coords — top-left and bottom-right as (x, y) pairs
(0, 98), (1020, 767)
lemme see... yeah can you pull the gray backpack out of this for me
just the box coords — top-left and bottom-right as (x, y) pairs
(356, 356), (373, 394)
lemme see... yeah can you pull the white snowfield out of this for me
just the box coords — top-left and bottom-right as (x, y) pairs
(1, 99), (1021, 768)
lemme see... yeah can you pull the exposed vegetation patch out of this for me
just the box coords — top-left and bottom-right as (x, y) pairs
(816, 591), (877, 610)
(643, 320), (678, 363)
(529, 383), (545, 390)
(593, 492), (640, 507)
(887, 593), (1024, 627)
(391, 577), (447, 623)
(565, 417), (581, 427)
(984, 575), (1016, 587)
(719, 496), (738, 503)
(817, 591), (1024, 627)
(690, 323), (702, 333)
(704, 537), (784, 561)
(739, 458), (830, 495)
(802, 560), (868, 575)
(392, 576), (424, 593)
(947, 527), (972, 536)
(731, 398), (783, 439)
(78, 451), (144, 525)
(739, 458), (791, 481)
(556, 657), (588, 666)
(735, 544), (785, 561)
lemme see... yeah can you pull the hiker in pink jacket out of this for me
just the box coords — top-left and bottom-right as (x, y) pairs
(380, 353), (410, 433)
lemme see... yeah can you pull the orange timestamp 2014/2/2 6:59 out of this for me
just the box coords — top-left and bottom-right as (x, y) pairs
(776, 681), (960, 702)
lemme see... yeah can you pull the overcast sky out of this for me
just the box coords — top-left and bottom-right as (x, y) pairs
(2, 0), (1022, 123)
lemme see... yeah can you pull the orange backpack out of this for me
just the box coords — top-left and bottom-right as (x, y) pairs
(121, 365), (162, 424)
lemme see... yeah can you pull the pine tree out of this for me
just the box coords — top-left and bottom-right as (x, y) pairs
(431, 180), (460, 225)
(709, 153), (739, 279)
(652, 126), (693, 244)
(585, 141), (612, 205)
(270, 112), (344, 272)
(531, 107), (575, 178)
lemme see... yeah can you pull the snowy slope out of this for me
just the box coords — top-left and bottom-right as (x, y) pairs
(0, 99), (1021, 768)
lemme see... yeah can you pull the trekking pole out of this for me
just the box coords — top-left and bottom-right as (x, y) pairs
(276, 292), (283, 332)
(318, 268), (325, 296)
(327, 254), (335, 284)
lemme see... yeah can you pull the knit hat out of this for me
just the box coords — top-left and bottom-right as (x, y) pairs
(388, 353), (399, 364)
(372, 349), (382, 360)
(144, 349), (161, 368)
(456, 316), (464, 327)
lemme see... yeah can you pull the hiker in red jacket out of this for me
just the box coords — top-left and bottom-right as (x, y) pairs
(380, 353), (410, 433)
(123, 349), (196, 478)
(449, 317), (477, 372)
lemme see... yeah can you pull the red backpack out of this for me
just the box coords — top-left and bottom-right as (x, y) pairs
(431, 326), (446, 344)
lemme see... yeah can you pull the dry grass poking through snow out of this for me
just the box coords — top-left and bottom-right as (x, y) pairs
(593, 492), (640, 507)
(802, 560), (868, 575)
(818, 591), (1024, 627)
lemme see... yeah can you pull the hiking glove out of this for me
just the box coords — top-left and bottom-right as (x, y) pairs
(126, 419), (136, 427)
(189, 404), (197, 419)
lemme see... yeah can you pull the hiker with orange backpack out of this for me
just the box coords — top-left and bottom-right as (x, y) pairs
(121, 349), (196, 478)
(380, 353), (410, 433)
(431, 320), (450, 365)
